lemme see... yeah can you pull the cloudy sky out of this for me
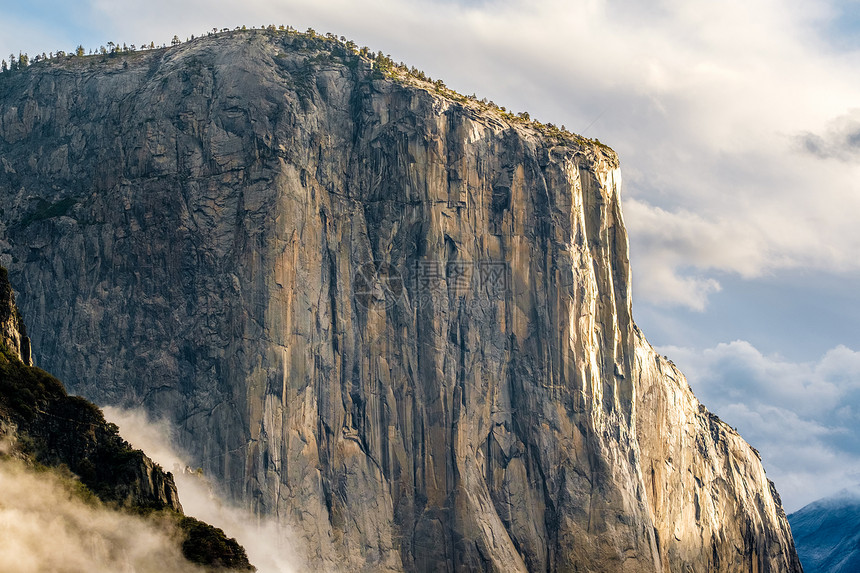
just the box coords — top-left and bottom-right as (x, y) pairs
(2, 0), (859, 512)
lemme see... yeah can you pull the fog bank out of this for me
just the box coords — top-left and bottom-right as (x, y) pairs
(103, 407), (303, 573)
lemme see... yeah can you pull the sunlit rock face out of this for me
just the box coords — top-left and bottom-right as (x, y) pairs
(0, 267), (30, 365)
(0, 30), (801, 572)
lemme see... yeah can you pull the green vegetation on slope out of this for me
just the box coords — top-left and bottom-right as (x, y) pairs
(178, 516), (255, 570)
(0, 343), (64, 419)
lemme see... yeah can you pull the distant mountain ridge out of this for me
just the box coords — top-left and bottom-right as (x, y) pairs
(790, 488), (860, 573)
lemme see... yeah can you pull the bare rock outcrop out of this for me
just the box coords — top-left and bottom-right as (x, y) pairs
(0, 30), (802, 571)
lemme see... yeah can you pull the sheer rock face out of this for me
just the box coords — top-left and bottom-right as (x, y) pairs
(633, 335), (802, 571)
(0, 31), (801, 572)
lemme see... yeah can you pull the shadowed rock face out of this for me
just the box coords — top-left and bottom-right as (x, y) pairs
(0, 265), (256, 572)
(0, 30), (801, 572)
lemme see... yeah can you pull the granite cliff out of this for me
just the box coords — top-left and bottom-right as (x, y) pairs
(0, 266), (30, 365)
(0, 29), (801, 571)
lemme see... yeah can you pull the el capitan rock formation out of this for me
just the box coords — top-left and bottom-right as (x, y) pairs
(0, 29), (802, 571)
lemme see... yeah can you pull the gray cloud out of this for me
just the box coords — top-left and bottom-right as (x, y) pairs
(797, 109), (860, 161)
(661, 340), (860, 511)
